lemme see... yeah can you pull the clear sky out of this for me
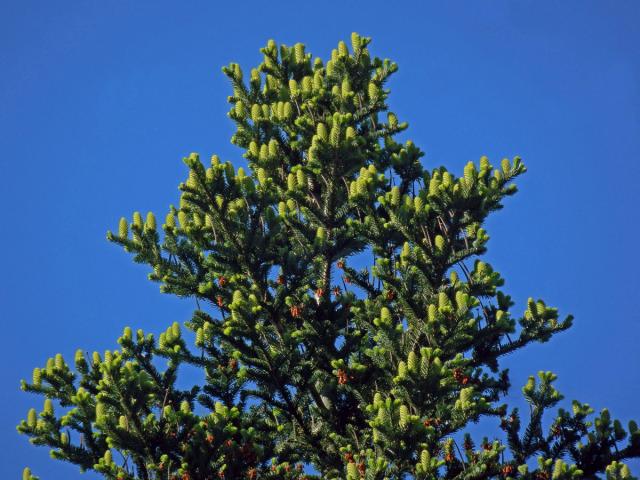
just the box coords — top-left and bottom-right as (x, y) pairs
(1, 1), (639, 478)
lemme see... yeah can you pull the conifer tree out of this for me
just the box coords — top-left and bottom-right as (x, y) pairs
(18, 34), (640, 480)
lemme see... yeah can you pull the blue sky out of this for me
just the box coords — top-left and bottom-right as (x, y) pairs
(1, 1), (639, 477)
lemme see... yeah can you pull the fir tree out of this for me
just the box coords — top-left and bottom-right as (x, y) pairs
(18, 33), (640, 480)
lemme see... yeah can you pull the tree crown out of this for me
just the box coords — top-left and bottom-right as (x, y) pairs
(18, 33), (639, 480)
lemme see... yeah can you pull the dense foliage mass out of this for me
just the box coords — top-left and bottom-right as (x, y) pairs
(18, 34), (639, 480)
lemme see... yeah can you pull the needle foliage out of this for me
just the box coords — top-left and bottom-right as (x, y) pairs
(18, 34), (639, 480)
